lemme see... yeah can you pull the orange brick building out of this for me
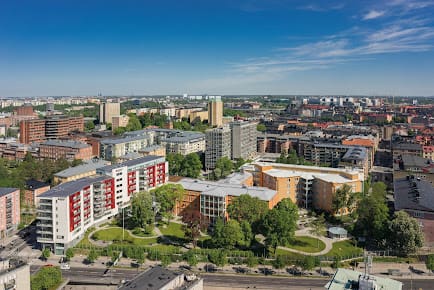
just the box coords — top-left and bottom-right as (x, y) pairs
(38, 140), (92, 161)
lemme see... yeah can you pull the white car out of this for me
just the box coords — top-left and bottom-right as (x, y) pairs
(60, 263), (70, 270)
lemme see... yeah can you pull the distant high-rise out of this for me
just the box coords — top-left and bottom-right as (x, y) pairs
(208, 96), (223, 127)
(99, 102), (120, 124)
(230, 121), (258, 160)
(205, 125), (231, 170)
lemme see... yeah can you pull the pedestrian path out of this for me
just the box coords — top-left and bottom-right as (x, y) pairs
(277, 228), (335, 256)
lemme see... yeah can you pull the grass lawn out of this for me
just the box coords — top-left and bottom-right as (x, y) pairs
(159, 222), (185, 238)
(274, 248), (305, 260)
(75, 228), (94, 248)
(92, 227), (158, 246)
(325, 240), (363, 258)
(285, 236), (326, 253)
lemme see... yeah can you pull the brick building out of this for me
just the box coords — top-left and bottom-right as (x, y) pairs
(38, 140), (93, 161)
(0, 188), (20, 239)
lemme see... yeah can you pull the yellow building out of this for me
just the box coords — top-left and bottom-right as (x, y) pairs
(112, 115), (130, 131)
(208, 96), (223, 127)
(189, 110), (208, 123)
(53, 159), (111, 184)
(251, 162), (364, 214)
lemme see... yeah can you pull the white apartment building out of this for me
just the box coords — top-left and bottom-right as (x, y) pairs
(205, 126), (231, 170)
(37, 156), (168, 255)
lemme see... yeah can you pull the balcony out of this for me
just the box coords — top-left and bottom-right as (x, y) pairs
(38, 215), (53, 220)
(36, 229), (53, 235)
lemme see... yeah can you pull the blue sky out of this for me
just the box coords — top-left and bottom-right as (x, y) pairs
(1, 0), (434, 96)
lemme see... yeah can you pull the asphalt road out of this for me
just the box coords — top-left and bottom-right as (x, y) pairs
(29, 266), (434, 290)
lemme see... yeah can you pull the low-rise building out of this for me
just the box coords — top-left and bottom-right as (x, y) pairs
(175, 178), (278, 224)
(24, 180), (50, 207)
(53, 159), (111, 184)
(0, 188), (20, 239)
(160, 131), (205, 156)
(112, 115), (130, 131)
(251, 162), (364, 213)
(38, 140), (93, 161)
(326, 268), (402, 290)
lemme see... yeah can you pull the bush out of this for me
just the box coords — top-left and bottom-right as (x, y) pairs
(31, 266), (62, 290)
(184, 252), (198, 267)
(228, 256), (245, 265)
(161, 255), (172, 267)
(332, 256), (341, 269)
(246, 256), (259, 268)
(272, 255), (288, 269)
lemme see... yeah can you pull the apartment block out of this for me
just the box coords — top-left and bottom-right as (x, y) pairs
(19, 119), (45, 144)
(208, 96), (223, 127)
(24, 180), (50, 207)
(251, 162), (364, 213)
(230, 121), (258, 160)
(37, 156), (168, 254)
(0, 260), (30, 290)
(112, 115), (130, 131)
(99, 102), (120, 124)
(54, 159), (111, 184)
(19, 116), (84, 144)
(45, 116), (84, 140)
(38, 140), (93, 161)
(160, 131), (205, 155)
(0, 188), (20, 239)
(205, 126), (231, 170)
(175, 178), (278, 224)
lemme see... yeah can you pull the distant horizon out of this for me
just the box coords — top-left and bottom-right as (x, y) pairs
(1, 0), (434, 96)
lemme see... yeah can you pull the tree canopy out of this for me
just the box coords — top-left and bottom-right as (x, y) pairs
(262, 198), (298, 253)
(213, 157), (233, 180)
(130, 191), (155, 231)
(227, 194), (268, 233)
(153, 184), (184, 223)
(166, 153), (203, 178)
(387, 211), (424, 256)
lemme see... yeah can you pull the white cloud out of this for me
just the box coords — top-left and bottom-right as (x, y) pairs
(363, 10), (386, 20)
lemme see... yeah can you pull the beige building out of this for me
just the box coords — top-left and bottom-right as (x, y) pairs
(189, 110), (208, 123)
(251, 162), (364, 214)
(0, 260), (30, 290)
(53, 159), (110, 184)
(99, 102), (120, 124)
(112, 115), (130, 131)
(208, 96), (223, 127)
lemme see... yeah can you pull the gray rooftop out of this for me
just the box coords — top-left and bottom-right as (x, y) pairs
(178, 178), (276, 201)
(393, 143), (422, 151)
(394, 177), (434, 212)
(98, 155), (165, 172)
(39, 175), (110, 198)
(325, 268), (402, 290)
(54, 159), (110, 178)
(401, 154), (434, 172)
(118, 266), (181, 290)
(0, 188), (19, 198)
(341, 146), (367, 162)
(40, 140), (90, 149)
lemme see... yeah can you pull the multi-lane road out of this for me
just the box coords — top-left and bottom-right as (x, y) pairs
(29, 265), (434, 290)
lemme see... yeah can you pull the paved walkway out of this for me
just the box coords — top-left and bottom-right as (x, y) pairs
(87, 226), (161, 247)
(277, 228), (335, 256)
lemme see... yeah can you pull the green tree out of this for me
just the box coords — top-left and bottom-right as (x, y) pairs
(153, 184), (184, 224)
(113, 126), (127, 135)
(297, 256), (319, 271)
(257, 123), (266, 132)
(354, 195), (389, 247)
(213, 157), (234, 180)
(371, 182), (387, 200)
(227, 194), (268, 233)
(273, 255), (288, 269)
(182, 212), (209, 248)
(31, 266), (62, 290)
(263, 198), (298, 253)
(41, 248), (51, 261)
(180, 153), (202, 178)
(208, 250), (227, 267)
(65, 248), (74, 261)
(331, 184), (358, 215)
(166, 153), (184, 176)
(309, 214), (326, 248)
(426, 254), (434, 272)
(86, 249), (98, 264)
(161, 255), (171, 267)
(387, 211), (424, 256)
(212, 219), (245, 249)
(184, 251), (198, 267)
(246, 256), (259, 268)
(126, 114), (142, 131)
(130, 191), (155, 231)
(85, 120), (95, 131)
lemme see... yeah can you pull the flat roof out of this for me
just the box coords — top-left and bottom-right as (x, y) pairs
(0, 188), (19, 198)
(325, 268), (402, 290)
(40, 140), (90, 149)
(39, 175), (110, 198)
(118, 266), (180, 290)
(178, 178), (276, 201)
(54, 159), (110, 178)
(98, 155), (164, 172)
(341, 146), (367, 161)
(264, 169), (356, 184)
(394, 177), (434, 212)
(254, 162), (361, 175)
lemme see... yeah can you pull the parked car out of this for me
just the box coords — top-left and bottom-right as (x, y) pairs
(60, 263), (70, 270)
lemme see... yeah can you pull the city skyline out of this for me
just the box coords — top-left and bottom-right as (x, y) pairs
(1, 0), (434, 97)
